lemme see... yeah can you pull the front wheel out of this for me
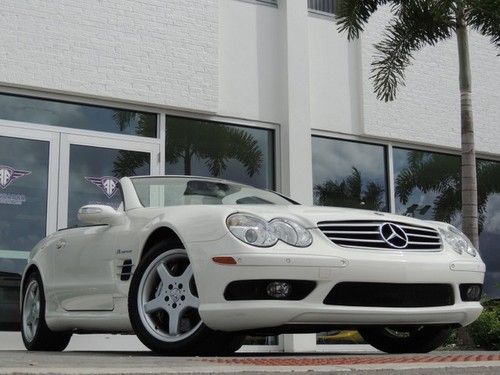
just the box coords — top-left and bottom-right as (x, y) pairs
(21, 271), (72, 351)
(358, 326), (451, 354)
(128, 241), (244, 355)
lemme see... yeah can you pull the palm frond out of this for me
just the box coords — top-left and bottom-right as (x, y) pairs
(371, 1), (454, 101)
(466, 0), (500, 51)
(336, 0), (391, 40)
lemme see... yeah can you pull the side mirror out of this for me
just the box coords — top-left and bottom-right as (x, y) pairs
(77, 205), (124, 226)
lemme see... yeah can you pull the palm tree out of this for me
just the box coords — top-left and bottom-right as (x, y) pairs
(314, 167), (386, 211)
(336, 0), (499, 249)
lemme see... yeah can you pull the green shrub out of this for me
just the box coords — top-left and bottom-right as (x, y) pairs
(470, 299), (500, 350)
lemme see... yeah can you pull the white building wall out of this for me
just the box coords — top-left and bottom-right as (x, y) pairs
(308, 15), (356, 135)
(0, 0), (219, 113)
(360, 6), (500, 155)
(218, 0), (282, 123)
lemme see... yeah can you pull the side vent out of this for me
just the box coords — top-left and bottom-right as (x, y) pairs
(118, 259), (133, 281)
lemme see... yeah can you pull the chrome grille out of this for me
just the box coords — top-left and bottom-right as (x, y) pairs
(317, 220), (442, 250)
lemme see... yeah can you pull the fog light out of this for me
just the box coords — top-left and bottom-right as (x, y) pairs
(467, 285), (481, 300)
(460, 284), (482, 301)
(266, 281), (291, 299)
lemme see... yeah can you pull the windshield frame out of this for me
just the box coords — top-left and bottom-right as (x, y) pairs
(129, 175), (300, 208)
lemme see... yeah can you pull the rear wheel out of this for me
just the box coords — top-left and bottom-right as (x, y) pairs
(21, 271), (72, 351)
(359, 325), (451, 354)
(129, 240), (244, 355)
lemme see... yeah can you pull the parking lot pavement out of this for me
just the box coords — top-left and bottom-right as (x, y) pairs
(0, 350), (499, 374)
(1, 333), (499, 374)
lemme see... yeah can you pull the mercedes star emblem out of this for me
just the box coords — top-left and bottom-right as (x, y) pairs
(379, 223), (409, 248)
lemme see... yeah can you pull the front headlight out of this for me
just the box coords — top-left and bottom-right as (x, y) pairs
(226, 214), (312, 248)
(438, 225), (477, 257)
(269, 218), (313, 247)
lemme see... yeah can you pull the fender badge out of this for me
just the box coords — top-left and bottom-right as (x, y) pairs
(116, 249), (133, 255)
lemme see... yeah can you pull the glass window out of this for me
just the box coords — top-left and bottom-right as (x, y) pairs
(0, 136), (49, 326)
(393, 148), (461, 224)
(165, 116), (275, 190)
(477, 159), (500, 299)
(312, 137), (389, 212)
(308, 0), (341, 14)
(0, 93), (157, 137)
(0, 136), (49, 256)
(393, 148), (500, 298)
(67, 145), (150, 227)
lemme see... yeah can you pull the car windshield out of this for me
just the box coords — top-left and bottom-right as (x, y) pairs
(131, 177), (296, 207)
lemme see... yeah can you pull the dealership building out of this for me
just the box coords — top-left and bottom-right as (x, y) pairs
(0, 0), (499, 351)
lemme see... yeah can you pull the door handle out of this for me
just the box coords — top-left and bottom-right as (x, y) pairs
(55, 239), (66, 250)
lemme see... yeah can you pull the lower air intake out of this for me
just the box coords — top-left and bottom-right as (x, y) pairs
(323, 282), (454, 308)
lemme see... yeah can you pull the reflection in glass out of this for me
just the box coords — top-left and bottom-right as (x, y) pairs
(394, 149), (461, 223)
(67, 145), (150, 228)
(0, 136), (49, 326)
(312, 137), (388, 211)
(0, 136), (49, 255)
(165, 117), (274, 189)
(0, 93), (157, 137)
(393, 148), (500, 298)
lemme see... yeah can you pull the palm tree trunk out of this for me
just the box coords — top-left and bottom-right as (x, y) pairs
(456, 9), (479, 250)
(456, 8), (478, 349)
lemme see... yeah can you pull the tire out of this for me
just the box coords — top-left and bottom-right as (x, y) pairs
(358, 325), (451, 354)
(128, 240), (243, 355)
(21, 271), (72, 351)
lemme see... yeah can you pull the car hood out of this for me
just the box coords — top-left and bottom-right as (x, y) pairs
(220, 205), (439, 229)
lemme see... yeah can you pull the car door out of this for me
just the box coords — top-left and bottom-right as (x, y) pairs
(52, 223), (119, 311)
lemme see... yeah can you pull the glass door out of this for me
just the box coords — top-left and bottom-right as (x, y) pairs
(0, 124), (59, 329)
(58, 134), (160, 228)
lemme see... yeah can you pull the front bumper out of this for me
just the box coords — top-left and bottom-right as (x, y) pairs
(187, 230), (485, 332)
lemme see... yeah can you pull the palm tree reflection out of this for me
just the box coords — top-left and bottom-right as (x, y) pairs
(314, 167), (386, 211)
(111, 113), (263, 180)
(395, 151), (500, 232)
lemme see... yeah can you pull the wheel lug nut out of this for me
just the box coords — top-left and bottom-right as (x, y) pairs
(181, 296), (185, 301)
(165, 296), (169, 301)
(178, 283), (183, 289)
(168, 284), (173, 290)
(172, 303), (177, 308)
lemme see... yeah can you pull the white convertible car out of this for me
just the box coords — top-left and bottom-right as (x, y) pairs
(20, 176), (485, 354)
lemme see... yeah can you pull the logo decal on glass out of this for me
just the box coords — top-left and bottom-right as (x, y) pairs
(379, 222), (408, 249)
(85, 176), (120, 198)
(0, 165), (31, 189)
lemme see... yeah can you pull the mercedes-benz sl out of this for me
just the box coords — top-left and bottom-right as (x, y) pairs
(20, 176), (485, 354)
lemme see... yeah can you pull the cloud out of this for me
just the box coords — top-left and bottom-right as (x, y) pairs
(484, 194), (500, 233)
(312, 138), (386, 188)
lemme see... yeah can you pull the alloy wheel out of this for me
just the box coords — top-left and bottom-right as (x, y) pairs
(137, 249), (202, 343)
(22, 279), (41, 342)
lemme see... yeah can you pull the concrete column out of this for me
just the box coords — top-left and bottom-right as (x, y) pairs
(278, 0), (313, 205)
(278, 0), (316, 353)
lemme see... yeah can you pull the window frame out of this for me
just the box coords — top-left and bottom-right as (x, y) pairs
(311, 129), (500, 217)
(164, 114), (279, 191)
(0, 92), (158, 139)
(311, 134), (391, 212)
(233, 0), (278, 8)
(308, 0), (339, 18)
